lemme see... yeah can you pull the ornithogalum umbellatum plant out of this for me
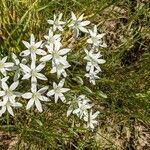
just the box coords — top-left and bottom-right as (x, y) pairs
(0, 12), (107, 131)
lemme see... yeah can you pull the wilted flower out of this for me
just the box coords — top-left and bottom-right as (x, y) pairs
(84, 110), (100, 130)
(87, 25), (107, 48)
(20, 34), (46, 61)
(68, 12), (90, 37)
(47, 79), (70, 103)
(22, 85), (49, 112)
(0, 56), (14, 76)
(47, 13), (65, 31)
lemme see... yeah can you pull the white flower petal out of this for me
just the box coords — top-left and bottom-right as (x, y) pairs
(20, 64), (31, 73)
(47, 19), (54, 24)
(26, 99), (34, 110)
(60, 88), (70, 93)
(3, 96), (8, 105)
(31, 60), (36, 70)
(31, 83), (37, 93)
(36, 49), (47, 56)
(59, 93), (65, 102)
(9, 95), (16, 103)
(58, 48), (71, 55)
(4, 63), (14, 68)
(7, 105), (14, 116)
(2, 82), (8, 90)
(58, 13), (63, 20)
(47, 90), (55, 96)
(38, 86), (49, 94)
(30, 34), (35, 45)
(35, 41), (42, 48)
(31, 52), (36, 61)
(39, 96), (49, 101)
(93, 25), (97, 34)
(80, 21), (90, 26)
(50, 67), (56, 74)
(22, 92), (32, 99)
(22, 73), (31, 80)
(0, 68), (7, 76)
(22, 41), (31, 48)
(71, 11), (77, 20)
(78, 14), (84, 21)
(35, 99), (42, 112)
(36, 63), (46, 72)
(12, 53), (20, 65)
(98, 59), (106, 64)
(78, 26), (88, 33)
(0, 106), (6, 116)
(20, 50), (30, 57)
(31, 76), (37, 85)
(12, 102), (22, 107)
(1, 57), (7, 63)
(36, 73), (47, 81)
(54, 94), (59, 103)
(10, 81), (19, 91)
(40, 55), (52, 62)
(58, 79), (65, 87)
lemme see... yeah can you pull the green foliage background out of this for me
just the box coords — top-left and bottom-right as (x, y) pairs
(0, 0), (150, 149)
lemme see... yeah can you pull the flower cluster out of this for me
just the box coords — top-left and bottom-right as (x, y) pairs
(67, 95), (99, 130)
(0, 77), (22, 116)
(84, 25), (106, 85)
(0, 12), (107, 130)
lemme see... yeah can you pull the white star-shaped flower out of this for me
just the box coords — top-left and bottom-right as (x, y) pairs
(0, 56), (14, 76)
(22, 85), (49, 112)
(47, 79), (70, 103)
(0, 101), (22, 117)
(68, 12), (90, 37)
(87, 25), (107, 48)
(0, 80), (19, 104)
(84, 110), (100, 130)
(40, 44), (70, 64)
(47, 13), (65, 31)
(20, 61), (47, 84)
(73, 95), (93, 119)
(44, 29), (62, 50)
(84, 49), (106, 72)
(85, 70), (99, 85)
(50, 56), (70, 78)
(20, 34), (47, 61)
